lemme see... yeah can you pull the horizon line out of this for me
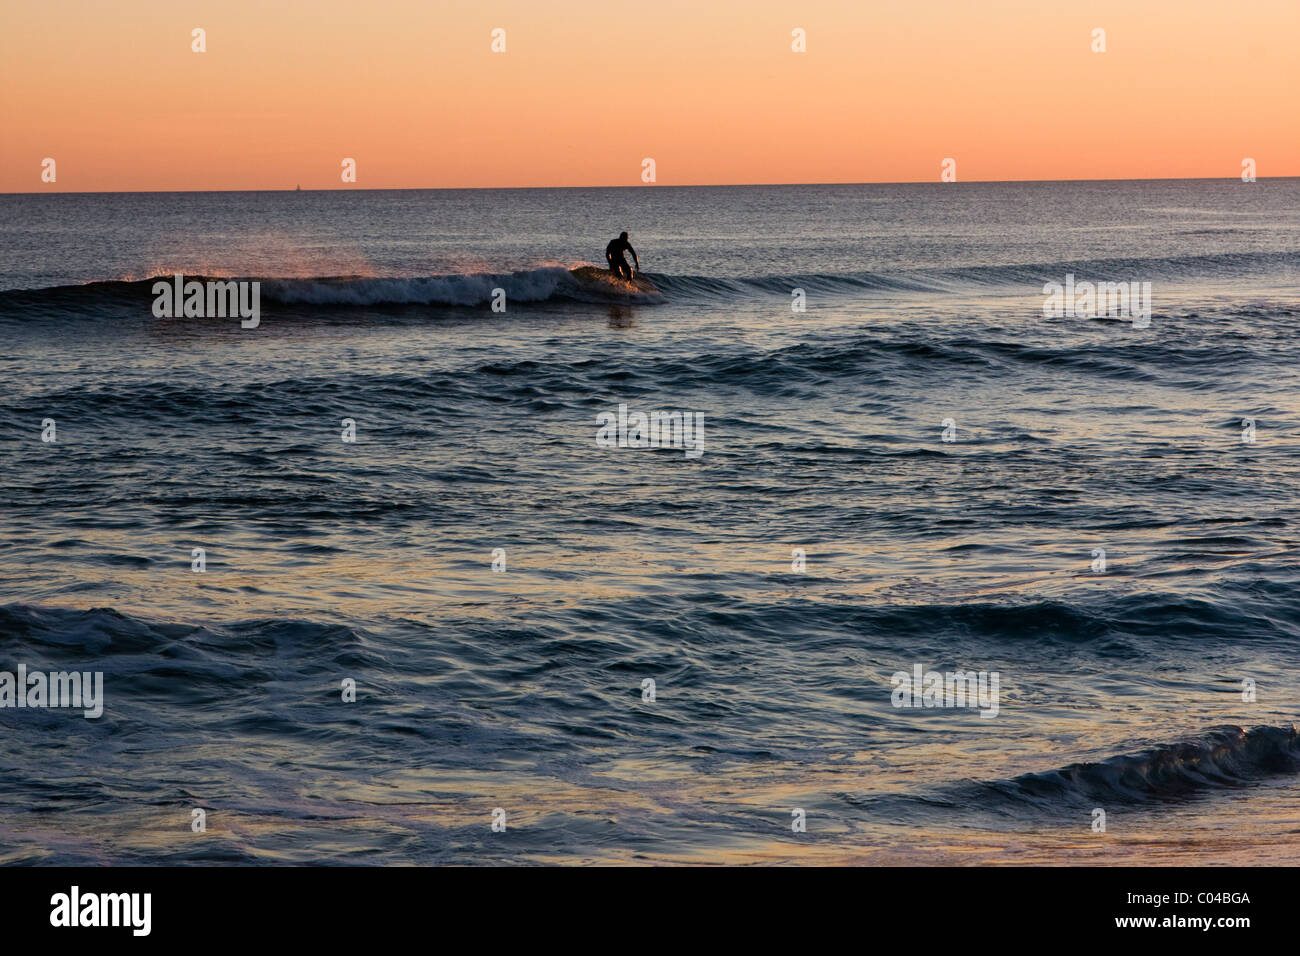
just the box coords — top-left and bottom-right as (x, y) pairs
(3, 174), (1295, 197)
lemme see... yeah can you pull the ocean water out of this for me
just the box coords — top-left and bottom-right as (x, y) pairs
(1, 180), (1298, 865)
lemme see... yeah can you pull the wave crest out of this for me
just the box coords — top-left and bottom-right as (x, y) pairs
(973, 724), (1300, 807)
(2, 248), (1296, 314)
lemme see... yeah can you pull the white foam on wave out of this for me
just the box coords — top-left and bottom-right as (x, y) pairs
(260, 266), (578, 307)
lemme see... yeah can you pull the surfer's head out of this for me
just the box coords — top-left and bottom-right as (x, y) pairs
(619, 231), (628, 240)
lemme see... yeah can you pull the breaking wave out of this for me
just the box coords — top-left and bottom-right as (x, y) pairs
(1, 249), (1296, 316)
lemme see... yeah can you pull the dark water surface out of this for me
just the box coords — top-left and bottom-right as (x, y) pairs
(1, 180), (1298, 863)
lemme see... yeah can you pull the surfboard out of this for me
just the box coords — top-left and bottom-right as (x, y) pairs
(571, 265), (659, 296)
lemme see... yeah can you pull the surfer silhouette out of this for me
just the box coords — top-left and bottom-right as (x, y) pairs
(605, 232), (638, 280)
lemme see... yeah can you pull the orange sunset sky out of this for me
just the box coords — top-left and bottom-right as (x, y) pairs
(2, 0), (1297, 192)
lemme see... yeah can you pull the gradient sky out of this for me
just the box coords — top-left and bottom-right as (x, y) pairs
(3, 0), (1297, 191)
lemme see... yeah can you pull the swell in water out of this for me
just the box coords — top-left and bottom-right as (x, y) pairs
(1, 248), (1296, 317)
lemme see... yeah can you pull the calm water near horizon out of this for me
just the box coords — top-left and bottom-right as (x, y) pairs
(1, 180), (1298, 863)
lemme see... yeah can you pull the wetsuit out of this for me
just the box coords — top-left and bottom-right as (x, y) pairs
(605, 237), (636, 279)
